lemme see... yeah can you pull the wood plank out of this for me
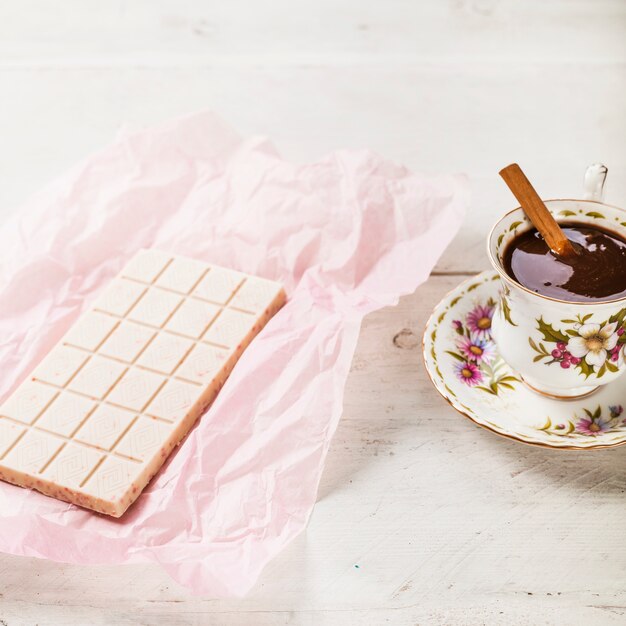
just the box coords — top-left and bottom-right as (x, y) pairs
(1, 275), (625, 623)
(1, 598), (625, 626)
(1, 0), (625, 65)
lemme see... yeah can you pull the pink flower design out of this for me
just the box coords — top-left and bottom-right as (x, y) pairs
(575, 417), (611, 436)
(456, 336), (495, 364)
(609, 345), (624, 366)
(466, 304), (494, 339)
(454, 361), (483, 386)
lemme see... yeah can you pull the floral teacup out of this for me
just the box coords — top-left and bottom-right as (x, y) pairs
(487, 164), (626, 398)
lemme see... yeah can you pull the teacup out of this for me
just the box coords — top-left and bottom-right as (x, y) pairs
(487, 164), (626, 398)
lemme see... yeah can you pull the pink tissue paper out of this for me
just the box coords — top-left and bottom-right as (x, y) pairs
(0, 112), (466, 596)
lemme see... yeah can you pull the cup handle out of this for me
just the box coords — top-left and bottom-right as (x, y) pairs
(583, 163), (608, 201)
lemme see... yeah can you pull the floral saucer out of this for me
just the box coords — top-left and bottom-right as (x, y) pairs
(423, 271), (626, 449)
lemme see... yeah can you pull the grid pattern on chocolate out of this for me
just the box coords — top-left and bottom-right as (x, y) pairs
(0, 249), (284, 511)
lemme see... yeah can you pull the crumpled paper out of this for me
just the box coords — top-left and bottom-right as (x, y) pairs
(0, 111), (466, 596)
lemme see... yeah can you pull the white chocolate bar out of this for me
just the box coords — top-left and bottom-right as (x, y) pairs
(0, 250), (286, 517)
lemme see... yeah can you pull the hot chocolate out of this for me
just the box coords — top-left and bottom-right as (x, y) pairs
(503, 223), (626, 302)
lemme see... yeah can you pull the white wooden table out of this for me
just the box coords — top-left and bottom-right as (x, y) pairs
(1, 2), (625, 624)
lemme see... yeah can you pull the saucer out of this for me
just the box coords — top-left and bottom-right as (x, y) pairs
(423, 271), (626, 449)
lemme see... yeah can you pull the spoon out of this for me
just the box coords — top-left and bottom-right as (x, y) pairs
(499, 163), (579, 260)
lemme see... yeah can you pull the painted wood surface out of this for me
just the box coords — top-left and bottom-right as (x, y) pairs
(0, 1), (625, 624)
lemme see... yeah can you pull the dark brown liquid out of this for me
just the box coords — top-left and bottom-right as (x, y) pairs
(503, 223), (626, 302)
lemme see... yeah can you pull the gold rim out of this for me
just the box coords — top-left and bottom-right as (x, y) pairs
(421, 272), (626, 451)
(486, 199), (626, 307)
(520, 376), (599, 401)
